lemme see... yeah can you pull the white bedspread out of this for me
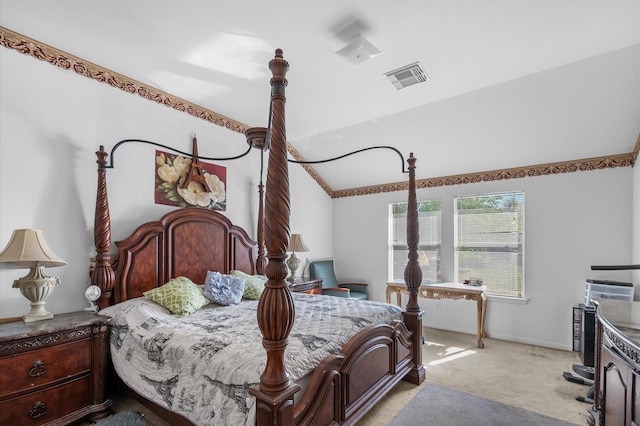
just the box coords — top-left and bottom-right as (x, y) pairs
(100, 293), (403, 425)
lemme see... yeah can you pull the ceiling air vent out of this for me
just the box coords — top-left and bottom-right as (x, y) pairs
(384, 61), (428, 90)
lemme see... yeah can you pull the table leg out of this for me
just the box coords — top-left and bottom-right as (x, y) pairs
(480, 297), (488, 338)
(385, 287), (403, 306)
(476, 297), (485, 349)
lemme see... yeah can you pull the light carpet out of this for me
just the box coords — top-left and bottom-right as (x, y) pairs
(389, 382), (579, 426)
(93, 411), (152, 426)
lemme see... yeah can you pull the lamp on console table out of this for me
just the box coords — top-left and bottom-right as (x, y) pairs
(0, 229), (67, 322)
(286, 234), (309, 281)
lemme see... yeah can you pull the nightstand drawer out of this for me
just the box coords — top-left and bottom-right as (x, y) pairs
(0, 312), (111, 424)
(0, 375), (90, 425)
(0, 339), (91, 398)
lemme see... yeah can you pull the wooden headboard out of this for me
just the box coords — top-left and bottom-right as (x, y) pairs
(111, 207), (257, 305)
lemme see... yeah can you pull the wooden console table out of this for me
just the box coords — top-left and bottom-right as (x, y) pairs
(386, 281), (488, 348)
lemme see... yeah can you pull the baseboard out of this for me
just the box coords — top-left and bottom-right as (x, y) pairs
(423, 325), (573, 352)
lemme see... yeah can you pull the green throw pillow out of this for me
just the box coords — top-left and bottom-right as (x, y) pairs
(230, 270), (267, 300)
(143, 276), (209, 315)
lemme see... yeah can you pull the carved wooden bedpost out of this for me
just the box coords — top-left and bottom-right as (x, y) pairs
(94, 146), (115, 309)
(250, 49), (300, 425)
(244, 127), (269, 275)
(402, 153), (426, 384)
(256, 182), (267, 275)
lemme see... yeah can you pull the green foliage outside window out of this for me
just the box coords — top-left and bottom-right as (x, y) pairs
(455, 192), (525, 298)
(390, 200), (441, 283)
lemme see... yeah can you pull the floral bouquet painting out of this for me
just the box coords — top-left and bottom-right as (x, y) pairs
(155, 150), (227, 211)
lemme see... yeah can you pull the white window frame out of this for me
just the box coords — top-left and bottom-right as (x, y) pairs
(454, 191), (525, 299)
(388, 200), (442, 283)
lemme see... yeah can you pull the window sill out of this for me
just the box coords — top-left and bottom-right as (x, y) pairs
(487, 295), (529, 305)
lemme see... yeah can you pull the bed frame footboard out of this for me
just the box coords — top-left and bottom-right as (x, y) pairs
(292, 321), (414, 425)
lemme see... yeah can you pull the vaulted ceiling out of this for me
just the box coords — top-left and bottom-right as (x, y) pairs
(1, 1), (639, 195)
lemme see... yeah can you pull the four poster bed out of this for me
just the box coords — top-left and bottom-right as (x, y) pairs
(91, 50), (425, 425)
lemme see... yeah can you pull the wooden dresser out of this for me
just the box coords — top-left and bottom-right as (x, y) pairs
(588, 299), (640, 426)
(0, 311), (112, 425)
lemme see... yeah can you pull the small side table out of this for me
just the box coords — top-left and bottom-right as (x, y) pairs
(288, 277), (322, 294)
(0, 311), (112, 424)
(386, 281), (488, 348)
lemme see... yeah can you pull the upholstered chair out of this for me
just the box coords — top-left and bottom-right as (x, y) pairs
(309, 260), (369, 300)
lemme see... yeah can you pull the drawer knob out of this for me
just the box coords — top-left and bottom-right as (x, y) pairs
(29, 401), (47, 419)
(28, 360), (47, 377)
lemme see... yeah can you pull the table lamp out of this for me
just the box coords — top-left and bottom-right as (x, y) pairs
(286, 234), (309, 281)
(0, 229), (67, 322)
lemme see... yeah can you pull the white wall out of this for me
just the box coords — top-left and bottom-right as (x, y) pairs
(289, 163), (334, 276)
(330, 46), (639, 351)
(334, 168), (633, 350)
(0, 46), (333, 318)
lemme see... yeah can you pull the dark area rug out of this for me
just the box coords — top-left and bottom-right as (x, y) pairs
(389, 383), (579, 426)
(92, 411), (152, 426)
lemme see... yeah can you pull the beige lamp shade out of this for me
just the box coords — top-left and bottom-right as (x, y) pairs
(287, 234), (309, 253)
(0, 229), (66, 322)
(0, 229), (67, 268)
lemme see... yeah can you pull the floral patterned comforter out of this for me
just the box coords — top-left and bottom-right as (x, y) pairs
(100, 293), (402, 425)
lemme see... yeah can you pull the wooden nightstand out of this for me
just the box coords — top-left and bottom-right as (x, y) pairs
(288, 277), (322, 294)
(0, 311), (112, 425)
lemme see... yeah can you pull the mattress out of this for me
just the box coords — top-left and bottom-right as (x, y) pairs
(100, 293), (402, 425)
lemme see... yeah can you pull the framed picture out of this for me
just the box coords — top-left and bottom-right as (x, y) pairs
(155, 150), (227, 211)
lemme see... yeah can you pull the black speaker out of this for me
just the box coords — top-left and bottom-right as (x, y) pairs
(579, 304), (595, 368)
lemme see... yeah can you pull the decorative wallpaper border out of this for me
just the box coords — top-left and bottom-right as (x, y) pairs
(331, 152), (637, 198)
(286, 143), (334, 194)
(0, 27), (248, 134)
(1, 26), (637, 200)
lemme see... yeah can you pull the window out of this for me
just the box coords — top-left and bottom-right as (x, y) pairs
(454, 192), (525, 298)
(389, 200), (441, 283)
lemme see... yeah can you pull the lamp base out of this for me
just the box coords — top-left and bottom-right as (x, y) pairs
(286, 253), (300, 282)
(12, 266), (59, 323)
(23, 302), (54, 323)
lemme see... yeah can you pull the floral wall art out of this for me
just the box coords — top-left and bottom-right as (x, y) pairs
(155, 150), (227, 211)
